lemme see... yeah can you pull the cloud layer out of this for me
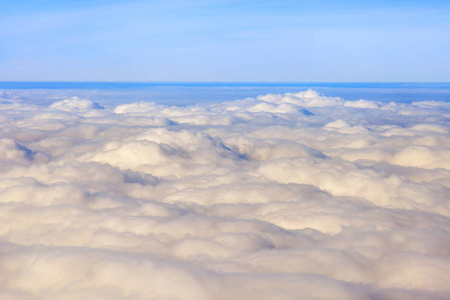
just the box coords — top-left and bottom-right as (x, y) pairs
(1, 90), (449, 299)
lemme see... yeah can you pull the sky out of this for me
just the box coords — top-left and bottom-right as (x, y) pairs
(1, 0), (449, 82)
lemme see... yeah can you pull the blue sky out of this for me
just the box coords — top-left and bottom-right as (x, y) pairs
(1, 0), (449, 82)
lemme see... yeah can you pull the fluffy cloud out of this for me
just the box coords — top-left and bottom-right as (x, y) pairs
(344, 99), (380, 109)
(0, 90), (449, 299)
(49, 96), (105, 112)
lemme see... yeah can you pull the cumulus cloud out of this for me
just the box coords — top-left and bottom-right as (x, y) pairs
(49, 96), (105, 111)
(344, 99), (380, 109)
(0, 90), (449, 299)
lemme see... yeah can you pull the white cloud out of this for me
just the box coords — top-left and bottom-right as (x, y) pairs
(257, 89), (344, 108)
(344, 99), (380, 109)
(0, 90), (449, 299)
(49, 96), (105, 112)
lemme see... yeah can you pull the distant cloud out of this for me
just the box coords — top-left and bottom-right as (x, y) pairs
(344, 99), (379, 109)
(49, 96), (105, 111)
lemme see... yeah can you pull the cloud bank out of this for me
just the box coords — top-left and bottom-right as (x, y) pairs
(0, 90), (449, 299)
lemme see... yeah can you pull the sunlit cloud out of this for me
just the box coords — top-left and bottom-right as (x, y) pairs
(0, 90), (449, 299)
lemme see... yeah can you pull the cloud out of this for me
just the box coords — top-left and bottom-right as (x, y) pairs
(0, 90), (449, 299)
(49, 96), (105, 112)
(257, 89), (344, 108)
(344, 99), (380, 109)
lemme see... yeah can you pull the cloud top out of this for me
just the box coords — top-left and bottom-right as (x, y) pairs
(49, 96), (105, 111)
(0, 90), (449, 299)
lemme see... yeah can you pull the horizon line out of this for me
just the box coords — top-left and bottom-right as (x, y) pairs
(1, 80), (450, 84)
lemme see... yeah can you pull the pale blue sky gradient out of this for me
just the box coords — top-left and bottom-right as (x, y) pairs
(1, 0), (449, 82)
